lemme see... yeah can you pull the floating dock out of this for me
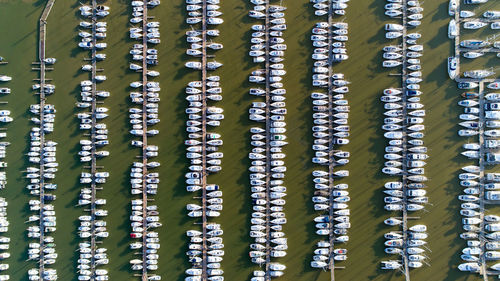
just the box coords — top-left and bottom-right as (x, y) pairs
(35, 0), (56, 280)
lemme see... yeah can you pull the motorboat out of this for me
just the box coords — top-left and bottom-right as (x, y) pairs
(458, 100), (478, 107)
(383, 60), (402, 68)
(385, 9), (402, 17)
(384, 88), (401, 95)
(0, 76), (11, 82)
(449, 0), (457, 16)
(486, 93), (500, 101)
(463, 21), (487, 29)
(383, 46), (401, 52)
(381, 260), (402, 270)
(462, 92), (478, 99)
(460, 114), (478, 121)
(463, 52), (484, 59)
(386, 32), (402, 39)
(448, 19), (457, 38)
(460, 40), (490, 49)
(383, 52), (402, 60)
(458, 262), (480, 272)
(453, 10), (471, 18)
(488, 82), (500, 90)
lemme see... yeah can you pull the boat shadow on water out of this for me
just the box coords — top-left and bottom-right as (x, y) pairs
(234, 128), (257, 270)
(367, 0), (392, 28)
(428, 10), (450, 50)
(441, 169), (468, 281)
(368, 235), (399, 280)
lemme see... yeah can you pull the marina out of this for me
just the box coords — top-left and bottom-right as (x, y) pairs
(448, 0), (500, 279)
(381, 0), (429, 279)
(76, 1), (111, 280)
(309, 0), (350, 280)
(184, 0), (225, 280)
(0, 57), (11, 281)
(128, 1), (162, 281)
(247, 0), (288, 280)
(26, 0), (58, 280)
(0, 0), (499, 280)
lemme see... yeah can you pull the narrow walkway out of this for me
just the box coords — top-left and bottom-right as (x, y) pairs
(264, 0), (271, 279)
(382, 0), (427, 279)
(140, 1), (149, 280)
(88, 0), (99, 279)
(450, 1), (500, 280)
(36, 0), (56, 280)
(200, 2), (209, 280)
(400, 1), (410, 280)
(477, 81), (487, 281)
(248, 1), (287, 280)
(326, 1), (338, 280)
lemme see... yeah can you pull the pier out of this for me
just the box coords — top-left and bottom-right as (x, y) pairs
(327, 0), (336, 279)
(128, 0), (161, 280)
(184, 0), (223, 280)
(452, 0), (500, 82)
(449, 1), (500, 279)
(86, 0), (106, 279)
(309, 0), (351, 278)
(247, 1), (288, 280)
(34, 0), (56, 280)
(263, 0), (271, 279)
(381, 0), (428, 279)
(478, 81), (488, 281)
(89, 0), (98, 279)
(139, 1), (150, 280)
(399, 1), (411, 280)
(456, 78), (500, 281)
(325, 1), (348, 280)
(200, 1), (208, 279)
(198, 1), (212, 280)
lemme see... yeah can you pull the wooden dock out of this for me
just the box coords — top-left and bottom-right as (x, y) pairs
(382, 0), (428, 279)
(200, 1), (209, 280)
(327, 0), (336, 275)
(88, 0), (100, 280)
(477, 81), (488, 281)
(451, 1), (500, 280)
(35, 0), (56, 280)
(400, 1), (411, 280)
(326, 0), (341, 280)
(454, 77), (500, 281)
(140, 1), (150, 280)
(264, 0), (272, 280)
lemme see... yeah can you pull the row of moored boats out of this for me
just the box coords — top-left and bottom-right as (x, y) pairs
(0, 59), (9, 281)
(76, 2), (111, 281)
(448, 0), (500, 274)
(381, 0), (429, 271)
(184, 0), (224, 280)
(309, 0), (351, 271)
(448, 0), (500, 60)
(26, 27), (58, 281)
(248, 0), (288, 280)
(128, 1), (162, 280)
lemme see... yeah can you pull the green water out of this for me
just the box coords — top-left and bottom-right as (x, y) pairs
(0, 0), (499, 280)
